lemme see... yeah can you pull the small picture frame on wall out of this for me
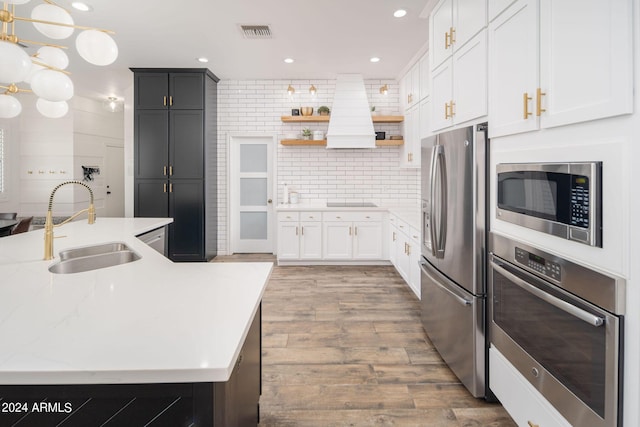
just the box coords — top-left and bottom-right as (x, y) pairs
(291, 108), (300, 116)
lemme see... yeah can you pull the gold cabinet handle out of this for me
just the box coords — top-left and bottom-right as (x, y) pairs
(536, 88), (546, 116)
(445, 102), (450, 119)
(355, 227), (358, 236)
(527, 422), (539, 427)
(163, 183), (167, 193)
(169, 183), (173, 193)
(450, 100), (456, 117)
(523, 92), (533, 119)
(393, 232), (396, 242)
(349, 226), (352, 236)
(169, 166), (173, 176)
(450, 27), (456, 44)
(163, 166), (167, 176)
(445, 30), (451, 49)
(301, 226), (304, 236)
(407, 244), (411, 255)
(404, 242), (409, 254)
(163, 96), (167, 106)
(296, 226), (299, 236)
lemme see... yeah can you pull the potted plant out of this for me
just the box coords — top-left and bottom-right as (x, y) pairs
(301, 128), (312, 140)
(318, 106), (330, 116)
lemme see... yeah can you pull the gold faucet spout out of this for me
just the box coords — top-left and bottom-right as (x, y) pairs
(44, 180), (96, 260)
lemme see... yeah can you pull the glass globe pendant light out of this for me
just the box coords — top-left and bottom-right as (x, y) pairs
(0, 0), (118, 118)
(0, 93), (22, 119)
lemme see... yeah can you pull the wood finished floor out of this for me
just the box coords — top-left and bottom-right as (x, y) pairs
(213, 255), (516, 427)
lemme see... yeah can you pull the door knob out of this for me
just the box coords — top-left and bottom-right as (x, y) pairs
(267, 199), (273, 204)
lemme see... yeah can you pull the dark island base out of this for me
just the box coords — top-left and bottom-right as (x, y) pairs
(0, 306), (261, 427)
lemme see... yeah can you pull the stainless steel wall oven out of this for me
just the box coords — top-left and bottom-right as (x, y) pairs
(489, 234), (625, 427)
(496, 162), (602, 247)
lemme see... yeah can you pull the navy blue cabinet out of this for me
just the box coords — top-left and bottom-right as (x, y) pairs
(132, 68), (218, 262)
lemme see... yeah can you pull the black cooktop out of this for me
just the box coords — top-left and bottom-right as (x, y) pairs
(326, 202), (378, 207)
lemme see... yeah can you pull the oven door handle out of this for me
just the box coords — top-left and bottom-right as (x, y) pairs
(420, 262), (472, 306)
(491, 262), (604, 327)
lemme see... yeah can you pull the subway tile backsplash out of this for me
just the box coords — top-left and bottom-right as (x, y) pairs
(217, 79), (420, 253)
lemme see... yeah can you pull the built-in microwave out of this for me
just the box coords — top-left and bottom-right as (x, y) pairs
(496, 162), (602, 247)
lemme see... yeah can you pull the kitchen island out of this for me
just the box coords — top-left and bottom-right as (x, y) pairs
(0, 218), (272, 425)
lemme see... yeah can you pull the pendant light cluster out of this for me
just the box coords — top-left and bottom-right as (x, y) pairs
(0, 0), (118, 119)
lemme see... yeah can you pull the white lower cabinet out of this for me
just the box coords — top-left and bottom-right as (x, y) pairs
(277, 210), (384, 263)
(490, 347), (571, 427)
(389, 214), (421, 298)
(277, 212), (322, 261)
(322, 212), (383, 260)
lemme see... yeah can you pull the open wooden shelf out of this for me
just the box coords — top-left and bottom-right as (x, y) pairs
(280, 139), (404, 146)
(280, 115), (404, 123)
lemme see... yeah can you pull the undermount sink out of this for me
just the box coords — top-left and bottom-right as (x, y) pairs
(49, 242), (141, 274)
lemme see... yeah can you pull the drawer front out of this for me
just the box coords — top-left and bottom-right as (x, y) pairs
(278, 212), (300, 222)
(395, 218), (410, 234)
(299, 211), (321, 222)
(409, 226), (421, 245)
(323, 211), (383, 222)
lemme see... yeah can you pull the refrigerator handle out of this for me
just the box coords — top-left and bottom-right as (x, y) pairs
(420, 262), (472, 306)
(435, 145), (447, 258)
(429, 146), (439, 257)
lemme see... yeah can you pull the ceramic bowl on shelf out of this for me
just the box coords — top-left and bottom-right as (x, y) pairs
(300, 107), (313, 116)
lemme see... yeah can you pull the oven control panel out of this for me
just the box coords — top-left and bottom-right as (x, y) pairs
(515, 247), (561, 281)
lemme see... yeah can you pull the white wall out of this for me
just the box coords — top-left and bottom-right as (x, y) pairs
(217, 78), (420, 254)
(0, 96), (123, 219)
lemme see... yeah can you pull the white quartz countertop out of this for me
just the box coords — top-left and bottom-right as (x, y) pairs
(0, 218), (273, 385)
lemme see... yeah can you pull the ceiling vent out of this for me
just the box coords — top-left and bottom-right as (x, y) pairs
(240, 25), (272, 39)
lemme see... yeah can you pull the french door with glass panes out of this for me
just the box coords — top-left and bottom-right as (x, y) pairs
(229, 135), (275, 253)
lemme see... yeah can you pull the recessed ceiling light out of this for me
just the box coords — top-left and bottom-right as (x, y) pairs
(71, 2), (93, 12)
(197, 57), (209, 63)
(370, 57), (380, 63)
(394, 9), (407, 18)
(284, 58), (294, 64)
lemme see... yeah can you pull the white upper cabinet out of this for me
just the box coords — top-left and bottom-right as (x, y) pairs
(419, 53), (430, 100)
(431, 30), (488, 132)
(401, 105), (421, 168)
(488, 0), (633, 138)
(431, 0), (488, 70)
(539, 0), (632, 129)
(488, 0), (518, 22)
(488, 0), (539, 137)
(402, 62), (422, 111)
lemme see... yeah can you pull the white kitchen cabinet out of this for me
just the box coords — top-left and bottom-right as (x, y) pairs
(431, 30), (488, 132)
(419, 97), (432, 140)
(388, 215), (421, 298)
(402, 62), (421, 111)
(401, 105), (420, 168)
(490, 347), (572, 427)
(322, 211), (383, 261)
(388, 215), (398, 265)
(299, 221), (322, 259)
(489, 0), (518, 22)
(353, 222), (383, 260)
(419, 53), (430, 100)
(323, 222), (352, 259)
(488, 0), (633, 138)
(408, 227), (421, 298)
(430, 0), (487, 70)
(488, 0), (538, 138)
(277, 212), (321, 261)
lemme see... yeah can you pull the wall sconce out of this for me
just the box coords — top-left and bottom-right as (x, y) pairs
(379, 84), (388, 95)
(103, 96), (123, 113)
(309, 84), (317, 96)
(287, 84), (295, 95)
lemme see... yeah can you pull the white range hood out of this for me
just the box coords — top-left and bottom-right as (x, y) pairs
(326, 74), (376, 149)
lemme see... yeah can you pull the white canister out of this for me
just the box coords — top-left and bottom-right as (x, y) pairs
(313, 130), (324, 140)
(289, 192), (299, 204)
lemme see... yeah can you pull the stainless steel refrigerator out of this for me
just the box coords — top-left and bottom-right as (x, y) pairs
(420, 123), (488, 398)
